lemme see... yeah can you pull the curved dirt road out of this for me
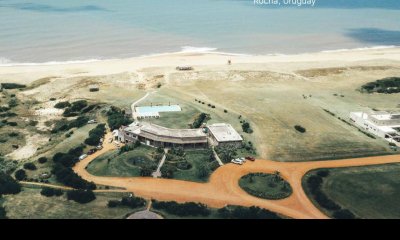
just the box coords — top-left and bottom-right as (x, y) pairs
(72, 132), (400, 219)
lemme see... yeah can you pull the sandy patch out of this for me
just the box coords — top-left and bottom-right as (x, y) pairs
(6, 134), (49, 160)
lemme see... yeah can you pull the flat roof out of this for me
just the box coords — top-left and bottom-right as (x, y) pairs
(122, 122), (207, 143)
(207, 123), (243, 142)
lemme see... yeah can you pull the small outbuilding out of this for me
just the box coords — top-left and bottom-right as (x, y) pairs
(207, 123), (243, 147)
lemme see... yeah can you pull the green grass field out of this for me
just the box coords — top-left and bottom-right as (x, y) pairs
(87, 145), (157, 177)
(239, 173), (292, 200)
(2, 188), (146, 219)
(172, 149), (217, 183)
(303, 164), (400, 219)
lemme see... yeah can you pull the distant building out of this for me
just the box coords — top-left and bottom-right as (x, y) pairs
(207, 123), (243, 147)
(350, 111), (400, 146)
(118, 122), (208, 149)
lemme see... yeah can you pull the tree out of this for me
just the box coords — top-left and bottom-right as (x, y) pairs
(140, 166), (153, 177)
(23, 162), (37, 171)
(67, 190), (96, 204)
(14, 169), (26, 181)
(196, 163), (210, 179)
(0, 172), (21, 195)
(215, 145), (238, 163)
(333, 209), (356, 219)
(38, 157), (48, 164)
(107, 200), (120, 208)
(294, 125), (306, 133)
(0, 206), (7, 219)
(160, 164), (176, 179)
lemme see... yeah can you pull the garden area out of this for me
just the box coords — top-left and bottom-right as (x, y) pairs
(86, 144), (157, 177)
(160, 148), (220, 182)
(239, 172), (292, 200)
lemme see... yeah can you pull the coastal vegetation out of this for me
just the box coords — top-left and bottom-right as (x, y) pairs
(239, 172), (292, 200)
(107, 194), (146, 209)
(152, 200), (211, 217)
(217, 205), (282, 219)
(84, 124), (106, 146)
(40, 187), (64, 197)
(304, 164), (400, 219)
(361, 77), (400, 94)
(1, 83), (26, 89)
(106, 106), (131, 130)
(303, 169), (356, 219)
(66, 189), (96, 204)
(0, 172), (21, 195)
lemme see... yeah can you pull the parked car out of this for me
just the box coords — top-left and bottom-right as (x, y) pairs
(79, 154), (88, 160)
(108, 138), (113, 143)
(96, 145), (103, 150)
(245, 156), (256, 161)
(231, 159), (243, 165)
(87, 149), (97, 155)
(239, 157), (246, 162)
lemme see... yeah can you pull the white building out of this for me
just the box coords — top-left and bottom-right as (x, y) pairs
(350, 111), (400, 146)
(207, 123), (243, 147)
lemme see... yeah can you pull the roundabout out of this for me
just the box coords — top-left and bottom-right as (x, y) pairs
(72, 132), (400, 219)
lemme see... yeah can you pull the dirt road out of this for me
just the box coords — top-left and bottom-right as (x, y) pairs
(72, 132), (400, 219)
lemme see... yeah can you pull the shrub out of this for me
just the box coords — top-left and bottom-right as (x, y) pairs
(196, 163), (210, 179)
(0, 172), (21, 195)
(152, 200), (210, 217)
(14, 169), (27, 181)
(120, 195), (146, 208)
(333, 209), (356, 219)
(224, 109), (228, 113)
(316, 170), (330, 178)
(140, 166), (153, 177)
(1, 83), (26, 89)
(40, 187), (63, 197)
(160, 164), (176, 179)
(54, 101), (71, 109)
(107, 200), (120, 208)
(23, 162), (37, 171)
(67, 190), (96, 204)
(218, 205), (281, 219)
(241, 121), (253, 134)
(0, 206), (7, 219)
(294, 125), (306, 133)
(8, 132), (19, 137)
(192, 113), (209, 128)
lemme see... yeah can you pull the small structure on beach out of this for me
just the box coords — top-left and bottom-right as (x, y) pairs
(89, 85), (99, 92)
(176, 66), (193, 71)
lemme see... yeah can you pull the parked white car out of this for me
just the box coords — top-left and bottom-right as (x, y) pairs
(79, 154), (88, 160)
(231, 159), (243, 165)
(108, 138), (113, 143)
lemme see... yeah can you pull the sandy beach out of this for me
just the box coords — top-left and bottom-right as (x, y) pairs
(1, 47), (400, 85)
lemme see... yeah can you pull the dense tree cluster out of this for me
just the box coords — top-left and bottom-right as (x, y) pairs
(215, 145), (238, 163)
(67, 189), (96, 204)
(51, 116), (89, 134)
(152, 200), (211, 217)
(192, 113), (209, 128)
(217, 205), (281, 219)
(54, 101), (71, 109)
(51, 146), (96, 190)
(1, 83), (26, 89)
(84, 124), (106, 146)
(38, 157), (48, 164)
(361, 77), (400, 94)
(23, 162), (37, 171)
(63, 100), (88, 117)
(107, 194), (146, 209)
(306, 170), (356, 219)
(40, 187), (64, 197)
(0, 172), (21, 195)
(241, 120), (253, 134)
(106, 106), (131, 130)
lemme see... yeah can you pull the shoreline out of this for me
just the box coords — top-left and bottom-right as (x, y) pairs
(0, 45), (399, 68)
(1, 46), (400, 85)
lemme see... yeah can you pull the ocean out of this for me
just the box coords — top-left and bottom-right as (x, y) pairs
(0, 0), (399, 64)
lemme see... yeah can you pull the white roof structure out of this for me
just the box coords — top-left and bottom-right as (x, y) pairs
(207, 123), (243, 142)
